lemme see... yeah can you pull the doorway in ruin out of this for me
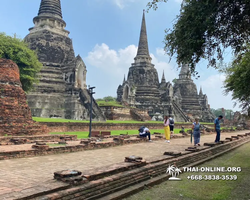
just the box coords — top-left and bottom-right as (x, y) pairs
(123, 85), (129, 101)
(76, 64), (86, 89)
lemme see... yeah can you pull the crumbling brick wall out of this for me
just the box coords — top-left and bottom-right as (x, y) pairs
(0, 59), (48, 136)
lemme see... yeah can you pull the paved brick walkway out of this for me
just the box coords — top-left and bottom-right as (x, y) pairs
(0, 131), (246, 199)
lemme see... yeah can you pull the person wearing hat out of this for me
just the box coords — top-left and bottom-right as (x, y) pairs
(214, 115), (223, 143)
(192, 118), (201, 146)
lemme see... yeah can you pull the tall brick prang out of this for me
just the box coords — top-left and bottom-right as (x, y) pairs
(24, 0), (106, 121)
(0, 58), (48, 136)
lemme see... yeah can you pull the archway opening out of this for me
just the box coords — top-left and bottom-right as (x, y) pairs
(76, 65), (85, 89)
(123, 85), (129, 101)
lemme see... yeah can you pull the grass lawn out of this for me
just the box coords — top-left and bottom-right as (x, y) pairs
(97, 100), (124, 107)
(50, 129), (184, 139)
(33, 117), (214, 124)
(124, 143), (250, 200)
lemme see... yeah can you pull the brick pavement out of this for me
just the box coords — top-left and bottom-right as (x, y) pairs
(0, 131), (246, 199)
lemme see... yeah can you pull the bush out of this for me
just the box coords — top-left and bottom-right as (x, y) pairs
(0, 33), (42, 92)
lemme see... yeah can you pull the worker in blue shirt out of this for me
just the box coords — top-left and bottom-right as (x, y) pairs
(214, 115), (223, 143)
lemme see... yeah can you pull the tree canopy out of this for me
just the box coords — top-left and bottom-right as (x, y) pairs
(0, 33), (42, 92)
(210, 108), (234, 120)
(96, 96), (117, 102)
(147, 0), (250, 72)
(222, 49), (250, 115)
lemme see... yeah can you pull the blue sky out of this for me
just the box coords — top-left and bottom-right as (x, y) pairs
(0, 0), (239, 111)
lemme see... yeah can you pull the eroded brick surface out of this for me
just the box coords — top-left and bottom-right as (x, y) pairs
(0, 131), (247, 199)
(0, 59), (48, 136)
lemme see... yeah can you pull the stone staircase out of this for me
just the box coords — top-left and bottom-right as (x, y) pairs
(36, 66), (66, 93)
(27, 66), (106, 121)
(27, 66), (66, 118)
(172, 101), (190, 122)
(79, 89), (106, 121)
(181, 96), (202, 110)
(130, 108), (151, 121)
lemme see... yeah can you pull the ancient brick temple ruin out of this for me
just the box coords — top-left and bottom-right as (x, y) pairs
(117, 11), (215, 122)
(0, 59), (48, 136)
(25, 0), (105, 121)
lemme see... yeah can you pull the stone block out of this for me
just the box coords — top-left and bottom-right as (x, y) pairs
(125, 155), (143, 163)
(58, 141), (67, 144)
(163, 152), (182, 157)
(54, 170), (87, 185)
(9, 138), (27, 145)
(187, 146), (197, 149)
(185, 147), (199, 152)
(113, 137), (124, 143)
(119, 134), (130, 139)
(219, 140), (229, 144)
(204, 143), (219, 147)
(35, 141), (47, 145)
(32, 144), (49, 150)
(80, 140), (89, 145)
(163, 151), (174, 155)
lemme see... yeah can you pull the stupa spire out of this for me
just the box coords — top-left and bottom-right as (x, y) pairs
(161, 71), (166, 83)
(38, 0), (63, 20)
(30, 0), (69, 36)
(134, 10), (151, 63)
(199, 87), (203, 96)
(123, 75), (126, 83)
(179, 64), (191, 79)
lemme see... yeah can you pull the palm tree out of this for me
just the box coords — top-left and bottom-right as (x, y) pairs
(167, 165), (182, 180)
(166, 165), (175, 176)
(174, 168), (182, 177)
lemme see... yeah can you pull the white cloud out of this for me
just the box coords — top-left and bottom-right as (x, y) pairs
(84, 44), (177, 98)
(85, 44), (239, 111)
(86, 43), (137, 77)
(174, 0), (183, 4)
(199, 74), (240, 111)
(200, 74), (226, 89)
(156, 48), (166, 57)
(111, 0), (135, 9)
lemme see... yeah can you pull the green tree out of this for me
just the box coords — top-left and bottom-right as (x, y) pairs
(172, 78), (177, 85)
(0, 33), (42, 92)
(211, 108), (223, 118)
(147, 0), (250, 72)
(211, 108), (235, 120)
(103, 96), (116, 102)
(95, 98), (104, 102)
(223, 50), (250, 115)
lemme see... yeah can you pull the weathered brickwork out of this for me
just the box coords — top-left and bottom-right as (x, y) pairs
(0, 59), (48, 136)
(0, 136), (165, 160)
(25, 0), (106, 121)
(26, 133), (250, 200)
(0, 134), (77, 145)
(100, 106), (151, 121)
(40, 122), (215, 133)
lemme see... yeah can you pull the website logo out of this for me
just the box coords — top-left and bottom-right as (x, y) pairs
(166, 165), (182, 180)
